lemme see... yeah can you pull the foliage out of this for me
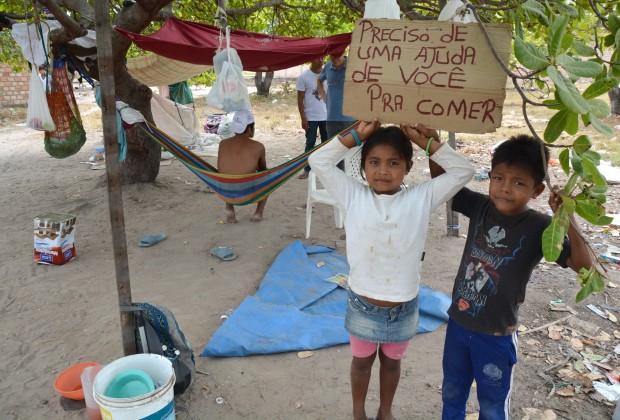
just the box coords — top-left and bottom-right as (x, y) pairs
(504, 3), (618, 302)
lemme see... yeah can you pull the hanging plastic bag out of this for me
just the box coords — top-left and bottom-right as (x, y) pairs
(207, 27), (251, 112)
(207, 60), (251, 112)
(26, 66), (55, 131)
(44, 59), (87, 159)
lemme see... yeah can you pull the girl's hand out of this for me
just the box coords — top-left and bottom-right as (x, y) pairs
(357, 119), (380, 141)
(400, 123), (439, 149)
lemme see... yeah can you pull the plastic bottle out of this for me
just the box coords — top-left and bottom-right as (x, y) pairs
(81, 364), (103, 420)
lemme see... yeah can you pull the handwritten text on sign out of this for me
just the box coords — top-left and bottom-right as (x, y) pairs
(343, 19), (512, 134)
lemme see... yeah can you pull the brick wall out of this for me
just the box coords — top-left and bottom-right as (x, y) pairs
(0, 63), (30, 107)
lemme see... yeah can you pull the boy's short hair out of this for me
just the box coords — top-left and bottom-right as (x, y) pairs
(492, 134), (549, 184)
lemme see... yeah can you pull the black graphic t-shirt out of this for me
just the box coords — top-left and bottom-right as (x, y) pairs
(448, 188), (570, 336)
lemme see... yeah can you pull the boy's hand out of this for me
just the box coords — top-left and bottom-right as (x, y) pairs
(548, 186), (562, 213)
(400, 123), (440, 150)
(357, 119), (380, 141)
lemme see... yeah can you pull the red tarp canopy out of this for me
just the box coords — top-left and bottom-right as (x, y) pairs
(116, 18), (352, 72)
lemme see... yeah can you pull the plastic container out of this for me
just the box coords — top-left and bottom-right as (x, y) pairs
(81, 364), (103, 420)
(54, 361), (99, 400)
(93, 354), (175, 420)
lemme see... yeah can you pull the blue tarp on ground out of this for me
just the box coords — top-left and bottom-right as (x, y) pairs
(201, 240), (451, 357)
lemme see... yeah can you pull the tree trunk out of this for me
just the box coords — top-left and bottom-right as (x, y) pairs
(115, 68), (161, 184)
(610, 85), (620, 116)
(254, 71), (274, 96)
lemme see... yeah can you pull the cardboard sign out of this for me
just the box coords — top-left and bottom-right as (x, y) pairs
(343, 19), (512, 134)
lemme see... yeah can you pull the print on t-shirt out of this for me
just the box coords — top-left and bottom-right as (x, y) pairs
(312, 88), (322, 101)
(455, 221), (525, 317)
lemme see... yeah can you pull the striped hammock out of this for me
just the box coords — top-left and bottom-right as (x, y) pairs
(134, 120), (361, 205)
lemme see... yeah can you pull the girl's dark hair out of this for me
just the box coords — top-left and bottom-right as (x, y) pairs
(361, 126), (413, 170)
(492, 134), (549, 184)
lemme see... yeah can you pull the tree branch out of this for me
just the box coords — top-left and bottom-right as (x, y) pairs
(226, 0), (286, 17)
(37, 0), (87, 40)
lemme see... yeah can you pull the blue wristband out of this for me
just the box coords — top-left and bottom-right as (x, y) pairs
(351, 130), (362, 146)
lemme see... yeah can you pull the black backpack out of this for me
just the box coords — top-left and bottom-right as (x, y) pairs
(133, 302), (195, 395)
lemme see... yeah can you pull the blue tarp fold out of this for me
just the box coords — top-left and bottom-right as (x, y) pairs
(201, 240), (451, 357)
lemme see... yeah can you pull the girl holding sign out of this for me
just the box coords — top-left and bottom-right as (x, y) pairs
(309, 121), (473, 419)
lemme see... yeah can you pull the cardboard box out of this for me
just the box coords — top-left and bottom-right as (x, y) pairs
(34, 212), (77, 265)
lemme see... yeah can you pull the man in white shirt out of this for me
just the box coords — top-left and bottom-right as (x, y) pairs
(296, 58), (327, 179)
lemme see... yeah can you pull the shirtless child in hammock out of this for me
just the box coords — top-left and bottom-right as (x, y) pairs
(217, 110), (268, 223)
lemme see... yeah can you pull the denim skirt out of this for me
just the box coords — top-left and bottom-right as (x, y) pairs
(345, 288), (419, 343)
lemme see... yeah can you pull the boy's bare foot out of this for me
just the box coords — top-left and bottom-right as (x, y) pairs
(250, 213), (264, 222)
(225, 210), (238, 224)
(298, 172), (309, 179)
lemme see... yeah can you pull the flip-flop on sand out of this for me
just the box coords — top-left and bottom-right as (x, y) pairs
(210, 246), (237, 261)
(138, 233), (167, 247)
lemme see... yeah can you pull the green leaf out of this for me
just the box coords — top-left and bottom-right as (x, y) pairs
(544, 109), (570, 142)
(563, 172), (579, 194)
(554, 3), (578, 18)
(522, 0), (548, 24)
(547, 67), (591, 114)
(548, 15), (569, 58)
(589, 184), (608, 194)
(581, 112), (590, 126)
(572, 40), (596, 57)
(610, 14), (620, 34)
(589, 114), (614, 136)
(616, 30), (620, 49)
(515, 13), (523, 39)
(604, 34), (616, 49)
(588, 98), (611, 119)
(561, 33), (574, 52)
(583, 78), (619, 99)
(582, 150), (601, 165)
(557, 54), (604, 78)
(576, 278), (594, 302)
(543, 98), (564, 111)
(542, 217), (567, 261)
(565, 110), (579, 135)
(573, 135), (591, 155)
(571, 154), (583, 175)
(595, 215), (614, 225)
(559, 149), (570, 175)
(514, 37), (549, 71)
(561, 196), (576, 214)
(575, 197), (608, 225)
(581, 157), (607, 186)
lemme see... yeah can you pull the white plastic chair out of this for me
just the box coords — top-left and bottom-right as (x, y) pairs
(344, 146), (366, 184)
(305, 172), (343, 239)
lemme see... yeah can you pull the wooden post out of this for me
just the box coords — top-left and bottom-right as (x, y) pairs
(446, 132), (460, 237)
(94, 1), (136, 356)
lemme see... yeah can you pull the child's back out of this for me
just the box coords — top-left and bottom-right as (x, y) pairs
(216, 110), (268, 223)
(217, 136), (266, 175)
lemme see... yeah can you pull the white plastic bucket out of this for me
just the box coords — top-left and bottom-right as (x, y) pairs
(93, 354), (176, 420)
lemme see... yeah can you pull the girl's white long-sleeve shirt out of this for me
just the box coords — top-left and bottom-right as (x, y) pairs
(309, 139), (474, 302)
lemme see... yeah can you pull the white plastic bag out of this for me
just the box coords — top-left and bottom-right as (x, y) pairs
(207, 27), (251, 112)
(26, 66), (55, 131)
(363, 0), (400, 19)
(438, 0), (476, 23)
(207, 60), (251, 112)
(213, 48), (243, 75)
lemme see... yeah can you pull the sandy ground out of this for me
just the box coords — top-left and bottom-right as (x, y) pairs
(2, 87), (620, 420)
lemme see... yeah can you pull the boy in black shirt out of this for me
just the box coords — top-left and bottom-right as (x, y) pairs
(423, 129), (593, 419)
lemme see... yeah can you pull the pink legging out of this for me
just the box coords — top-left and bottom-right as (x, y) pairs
(349, 335), (410, 360)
